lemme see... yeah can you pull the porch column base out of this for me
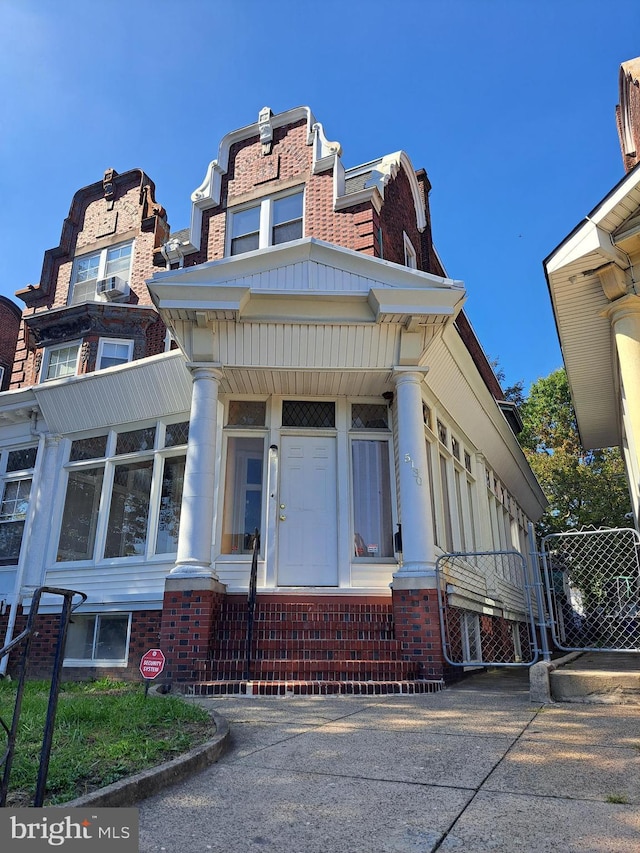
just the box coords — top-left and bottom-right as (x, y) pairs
(391, 583), (444, 681)
(160, 575), (227, 682)
(168, 561), (219, 580)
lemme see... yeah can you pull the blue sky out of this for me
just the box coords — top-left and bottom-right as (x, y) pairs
(1, 0), (639, 393)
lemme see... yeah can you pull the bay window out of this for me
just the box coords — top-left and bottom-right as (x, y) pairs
(56, 420), (188, 563)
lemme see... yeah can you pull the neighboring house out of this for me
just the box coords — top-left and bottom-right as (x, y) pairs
(545, 58), (640, 528)
(0, 106), (545, 690)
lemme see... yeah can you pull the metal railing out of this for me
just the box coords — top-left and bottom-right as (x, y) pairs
(0, 586), (86, 807)
(245, 530), (260, 679)
(541, 527), (640, 652)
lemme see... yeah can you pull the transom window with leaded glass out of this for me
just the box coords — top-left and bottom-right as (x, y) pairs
(281, 400), (335, 428)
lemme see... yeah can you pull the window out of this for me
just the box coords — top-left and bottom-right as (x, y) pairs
(69, 242), (133, 305)
(0, 446), (37, 566)
(227, 401), (266, 428)
(64, 613), (131, 666)
(403, 232), (417, 269)
(97, 338), (134, 370)
(222, 436), (264, 554)
(351, 403), (389, 430)
(56, 421), (187, 563)
(351, 440), (393, 558)
(41, 341), (81, 382)
(282, 400), (335, 428)
(228, 190), (303, 256)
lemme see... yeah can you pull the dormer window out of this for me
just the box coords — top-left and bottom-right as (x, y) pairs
(69, 241), (133, 305)
(228, 190), (303, 256)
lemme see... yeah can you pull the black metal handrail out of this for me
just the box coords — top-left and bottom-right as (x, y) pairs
(0, 586), (86, 807)
(245, 529), (260, 679)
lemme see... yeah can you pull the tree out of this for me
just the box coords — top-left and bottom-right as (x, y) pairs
(518, 368), (631, 536)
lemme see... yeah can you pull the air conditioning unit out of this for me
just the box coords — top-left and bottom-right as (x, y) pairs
(96, 276), (127, 300)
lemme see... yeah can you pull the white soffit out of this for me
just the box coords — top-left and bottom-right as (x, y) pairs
(543, 179), (640, 449)
(33, 351), (192, 435)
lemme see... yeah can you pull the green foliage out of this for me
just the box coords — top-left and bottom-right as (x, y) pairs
(518, 368), (631, 535)
(0, 678), (211, 805)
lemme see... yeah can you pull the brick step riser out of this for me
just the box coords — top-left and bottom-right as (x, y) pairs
(213, 638), (400, 652)
(216, 630), (395, 641)
(188, 681), (445, 697)
(195, 662), (415, 680)
(210, 650), (403, 662)
(217, 619), (393, 633)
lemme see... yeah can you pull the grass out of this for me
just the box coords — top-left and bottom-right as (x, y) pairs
(605, 793), (630, 804)
(0, 677), (212, 806)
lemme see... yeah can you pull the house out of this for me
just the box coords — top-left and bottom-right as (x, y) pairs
(545, 58), (640, 528)
(0, 107), (546, 691)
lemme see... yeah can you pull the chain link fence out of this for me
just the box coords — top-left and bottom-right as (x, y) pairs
(541, 528), (640, 652)
(436, 551), (539, 667)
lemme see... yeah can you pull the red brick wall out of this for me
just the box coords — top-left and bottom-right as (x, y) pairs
(0, 297), (22, 389)
(0, 607), (162, 682)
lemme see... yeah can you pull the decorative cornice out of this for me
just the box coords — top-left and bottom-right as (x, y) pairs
(24, 303), (159, 347)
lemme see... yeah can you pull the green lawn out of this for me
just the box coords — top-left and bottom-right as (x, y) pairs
(0, 678), (212, 805)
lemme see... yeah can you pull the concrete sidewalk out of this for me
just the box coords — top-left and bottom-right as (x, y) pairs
(137, 669), (640, 852)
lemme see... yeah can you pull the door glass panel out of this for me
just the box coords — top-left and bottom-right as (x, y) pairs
(351, 440), (393, 558)
(222, 436), (264, 554)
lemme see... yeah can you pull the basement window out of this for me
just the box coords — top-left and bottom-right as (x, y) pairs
(64, 613), (131, 666)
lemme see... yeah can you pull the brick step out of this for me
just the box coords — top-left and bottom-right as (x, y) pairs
(217, 628), (395, 641)
(220, 620), (393, 630)
(196, 659), (415, 681)
(213, 638), (400, 653)
(211, 649), (403, 663)
(188, 679), (445, 696)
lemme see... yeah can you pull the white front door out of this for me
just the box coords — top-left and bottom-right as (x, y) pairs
(277, 435), (338, 586)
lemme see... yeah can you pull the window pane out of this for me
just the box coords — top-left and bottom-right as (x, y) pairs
(0, 479), (31, 520)
(272, 193), (303, 225)
(105, 243), (132, 279)
(0, 520), (26, 565)
(222, 436), (264, 554)
(95, 615), (129, 660)
(272, 220), (302, 245)
(46, 345), (79, 380)
(57, 467), (104, 561)
(231, 206), (260, 237)
(104, 460), (153, 558)
(164, 421), (189, 447)
(231, 233), (259, 256)
(65, 616), (96, 659)
(6, 448), (37, 472)
(351, 403), (388, 429)
(155, 455), (185, 554)
(282, 401), (335, 428)
(440, 455), (453, 551)
(352, 440), (393, 558)
(227, 401), (266, 427)
(69, 435), (108, 462)
(99, 341), (131, 370)
(116, 427), (156, 454)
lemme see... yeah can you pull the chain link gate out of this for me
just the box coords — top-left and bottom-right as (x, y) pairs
(541, 527), (640, 652)
(436, 551), (540, 668)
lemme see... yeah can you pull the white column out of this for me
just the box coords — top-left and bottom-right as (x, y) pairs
(171, 364), (223, 578)
(392, 368), (436, 582)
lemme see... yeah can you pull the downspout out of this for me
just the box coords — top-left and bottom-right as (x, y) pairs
(0, 410), (47, 675)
